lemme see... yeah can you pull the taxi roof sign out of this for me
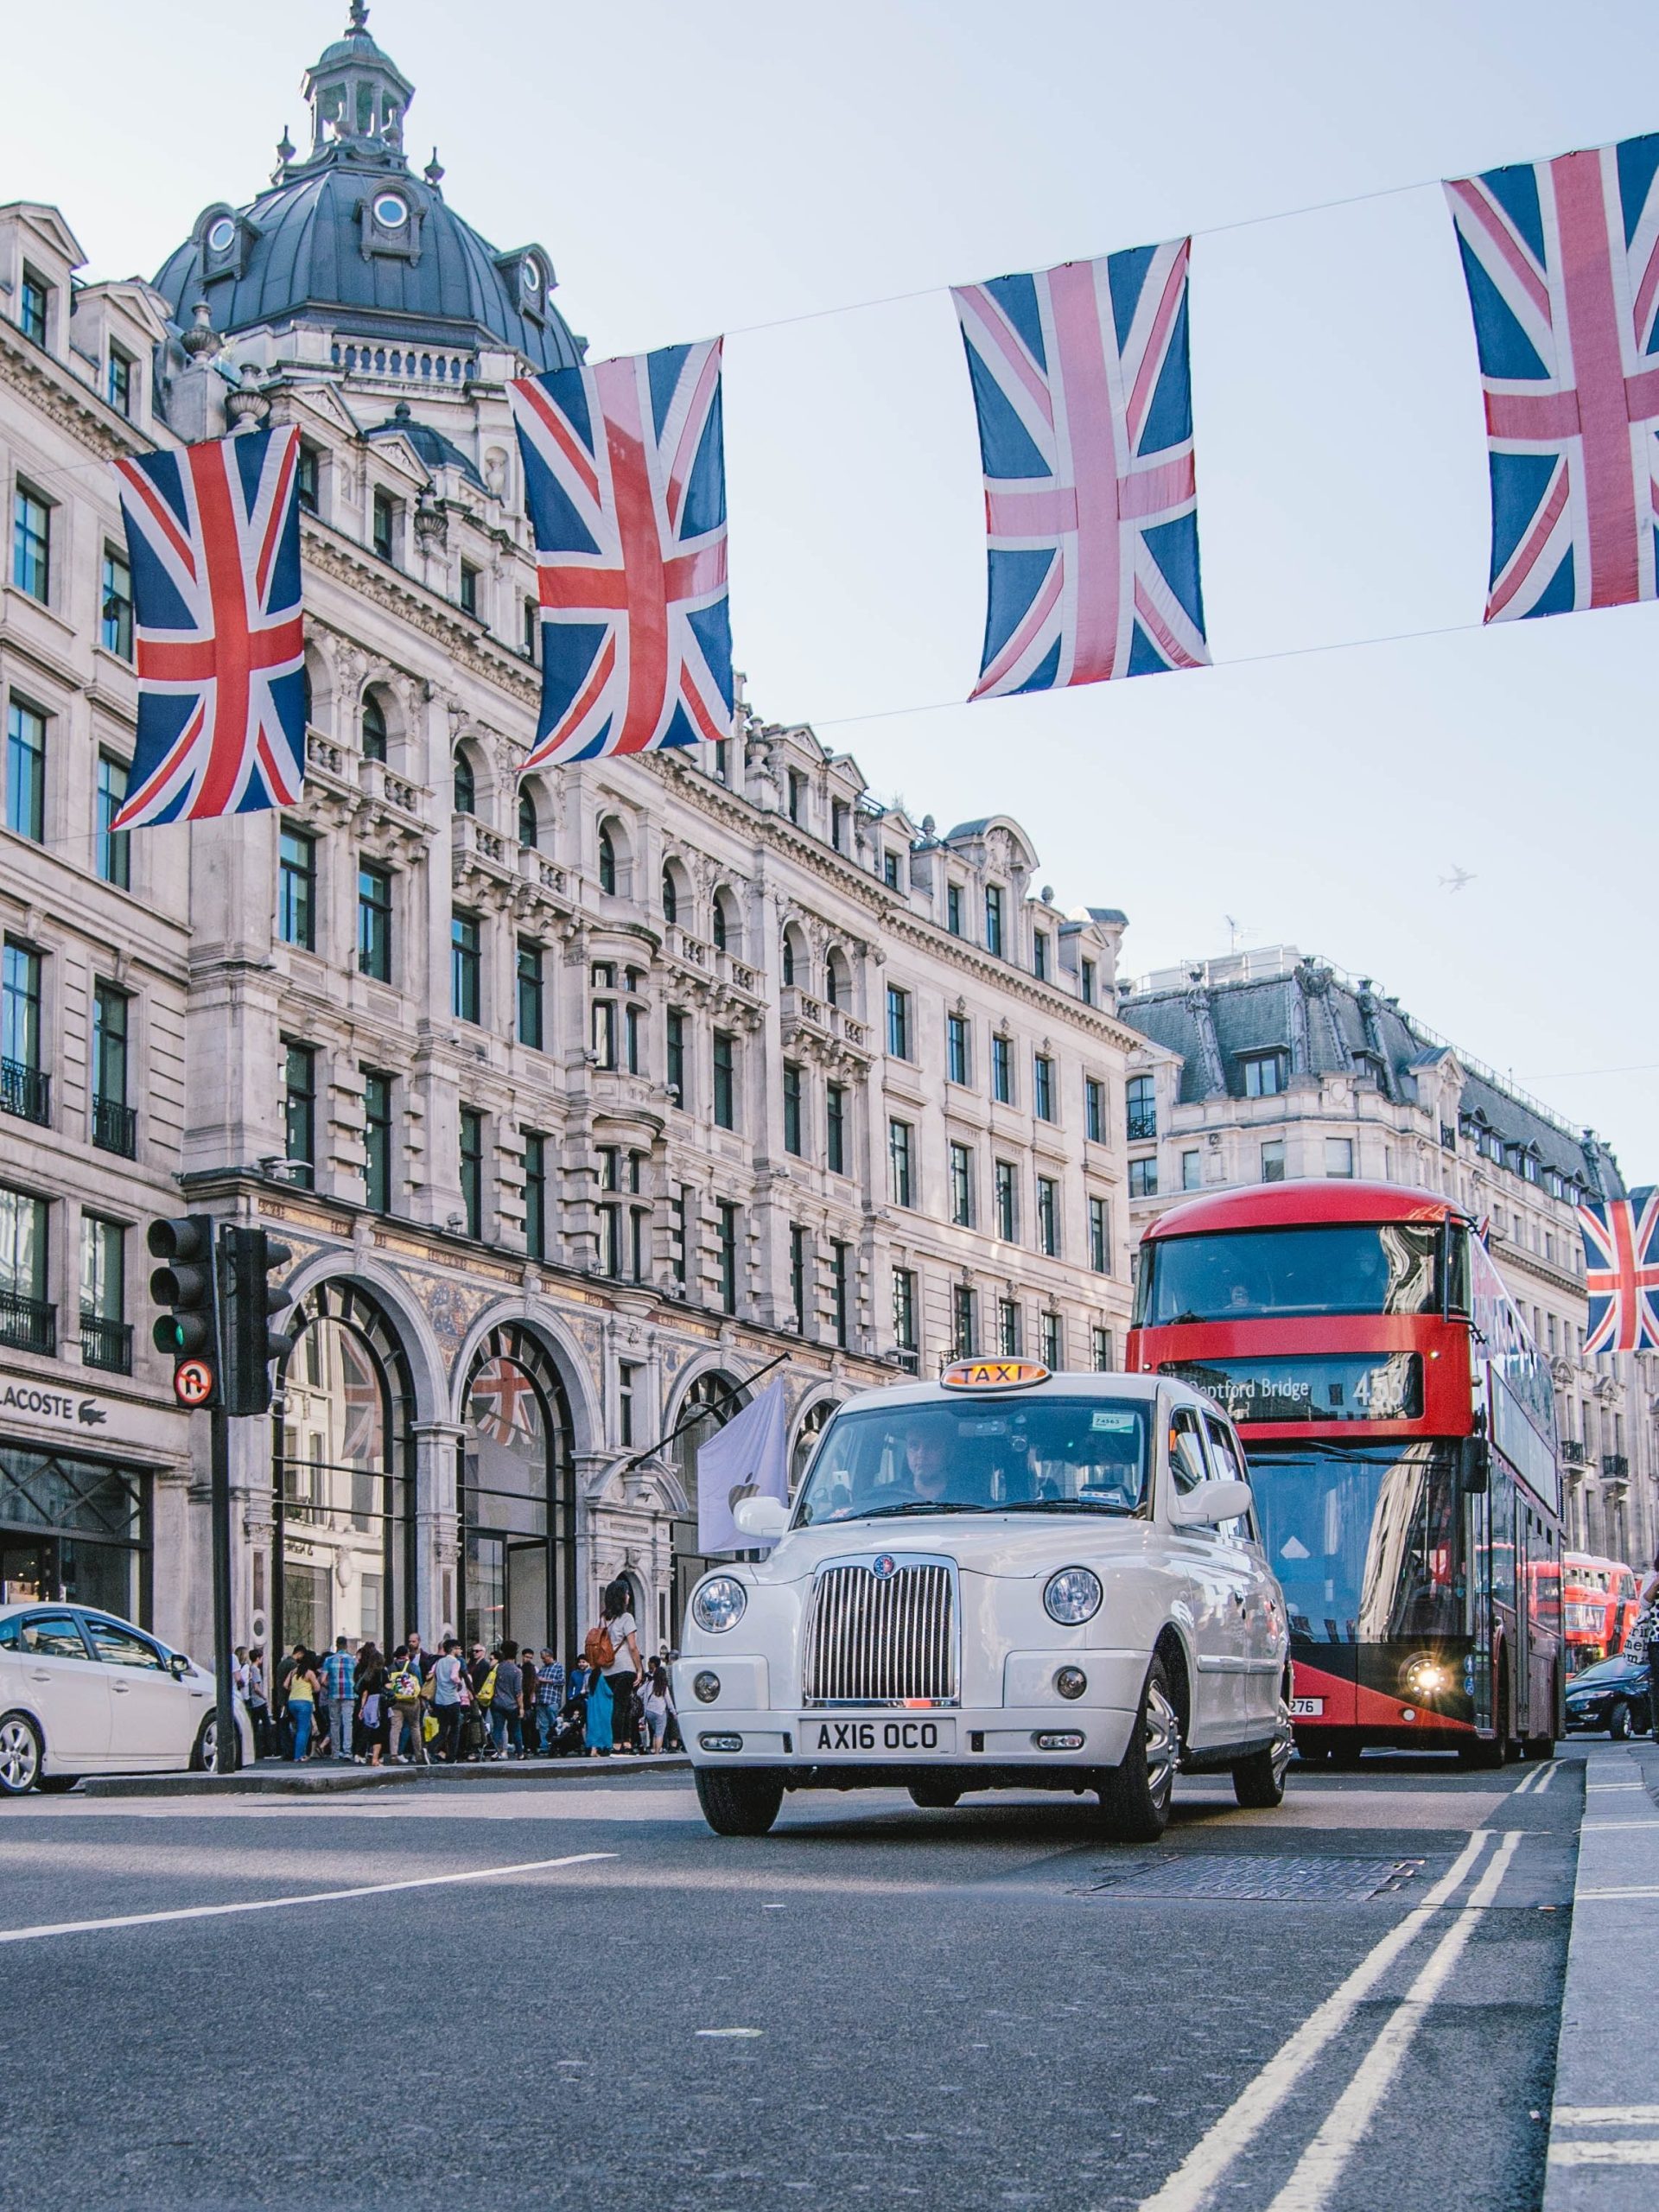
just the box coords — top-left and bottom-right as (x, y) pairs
(939, 1358), (1051, 1392)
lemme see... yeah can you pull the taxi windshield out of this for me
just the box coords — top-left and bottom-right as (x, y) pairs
(793, 1395), (1151, 1527)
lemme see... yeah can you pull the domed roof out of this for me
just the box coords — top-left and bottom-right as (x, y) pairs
(152, 7), (581, 375)
(366, 400), (486, 488)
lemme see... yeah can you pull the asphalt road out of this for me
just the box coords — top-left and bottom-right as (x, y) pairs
(0, 1749), (1588, 2212)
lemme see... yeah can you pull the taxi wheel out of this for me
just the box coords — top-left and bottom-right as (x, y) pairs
(1096, 1655), (1180, 1844)
(907, 1783), (962, 1810)
(0, 1713), (41, 1796)
(1609, 1702), (1633, 1741)
(1234, 1694), (1294, 1810)
(695, 1766), (784, 1837)
(192, 1715), (243, 1774)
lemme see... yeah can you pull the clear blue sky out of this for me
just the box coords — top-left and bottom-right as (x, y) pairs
(9, 1), (1656, 1169)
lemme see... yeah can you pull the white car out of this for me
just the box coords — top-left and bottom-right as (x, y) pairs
(676, 1362), (1292, 1839)
(0, 1602), (249, 1794)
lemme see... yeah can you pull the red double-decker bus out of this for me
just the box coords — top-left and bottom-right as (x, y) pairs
(1128, 1181), (1564, 1764)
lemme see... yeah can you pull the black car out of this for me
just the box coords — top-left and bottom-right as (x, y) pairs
(1565, 1654), (1653, 1738)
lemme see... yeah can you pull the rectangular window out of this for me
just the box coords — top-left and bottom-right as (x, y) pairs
(831, 799), (849, 852)
(998, 1297), (1020, 1357)
(953, 1282), (976, 1358)
(1128, 1157), (1158, 1199)
(984, 885), (1004, 957)
(946, 1012), (969, 1087)
(712, 1030), (735, 1130)
(946, 882), (963, 937)
(625, 1001), (643, 1076)
(1325, 1137), (1355, 1178)
(0, 1185), (50, 1355)
(1081, 958), (1096, 1007)
(598, 1203), (621, 1278)
(991, 1033), (1013, 1104)
(6, 700), (46, 842)
(372, 487), (397, 563)
(787, 769), (806, 824)
(830, 1239), (850, 1347)
(1126, 1072), (1156, 1141)
(1243, 1052), (1287, 1098)
(106, 345), (134, 416)
(357, 861), (393, 982)
(97, 754), (130, 889)
(79, 1213), (128, 1372)
(672, 1186), (689, 1284)
(11, 486), (50, 601)
(100, 549), (133, 659)
(1033, 1053), (1055, 1122)
(451, 912), (480, 1023)
(1084, 1077), (1105, 1145)
(1, 941), (48, 1128)
(1041, 1312), (1063, 1370)
(522, 596), (538, 662)
(522, 1131), (548, 1258)
(92, 982), (134, 1154)
(1036, 1176), (1059, 1257)
(783, 1062), (804, 1156)
(516, 939), (544, 1050)
(826, 1082), (847, 1175)
(790, 1223), (809, 1334)
(363, 1071), (393, 1214)
(1091, 1325), (1113, 1373)
(666, 1007), (686, 1104)
(994, 1158), (1017, 1241)
(883, 850), (900, 890)
(591, 996), (617, 1070)
(886, 983), (910, 1060)
(459, 1107), (484, 1238)
(277, 828), (316, 949)
(949, 1140), (974, 1227)
(1088, 1195), (1110, 1274)
(892, 1267), (917, 1354)
(1181, 1148), (1201, 1191)
(296, 440), (320, 515)
(283, 1043), (316, 1187)
(618, 1360), (639, 1446)
(1261, 1139), (1286, 1184)
(888, 1118), (914, 1208)
(1033, 931), (1048, 981)
(459, 561), (480, 617)
(716, 1199), (739, 1315)
(19, 270), (48, 346)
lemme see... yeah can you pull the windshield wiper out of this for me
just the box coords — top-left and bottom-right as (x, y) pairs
(858, 1501), (996, 1519)
(1011, 1499), (1135, 1515)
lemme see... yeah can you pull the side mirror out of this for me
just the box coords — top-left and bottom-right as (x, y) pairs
(732, 1494), (790, 1541)
(168, 1652), (192, 1679)
(1172, 1478), (1255, 1527)
(1459, 1437), (1490, 1493)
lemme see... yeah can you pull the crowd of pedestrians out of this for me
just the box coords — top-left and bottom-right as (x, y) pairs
(232, 1582), (681, 1765)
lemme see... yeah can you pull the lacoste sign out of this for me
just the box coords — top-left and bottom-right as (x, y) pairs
(0, 1376), (111, 1430)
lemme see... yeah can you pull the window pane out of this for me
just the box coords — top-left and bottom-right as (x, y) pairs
(6, 702), (46, 842)
(96, 755), (130, 887)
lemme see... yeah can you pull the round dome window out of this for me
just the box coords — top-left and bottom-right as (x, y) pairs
(373, 194), (409, 230)
(521, 259), (542, 297)
(207, 217), (237, 254)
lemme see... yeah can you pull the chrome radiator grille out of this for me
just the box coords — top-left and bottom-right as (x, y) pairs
(802, 1560), (957, 1707)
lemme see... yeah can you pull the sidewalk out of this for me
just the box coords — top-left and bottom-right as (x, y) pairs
(1544, 1736), (1659, 2206)
(80, 1751), (690, 1798)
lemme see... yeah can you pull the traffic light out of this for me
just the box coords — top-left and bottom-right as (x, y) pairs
(148, 1216), (220, 1408)
(219, 1227), (295, 1417)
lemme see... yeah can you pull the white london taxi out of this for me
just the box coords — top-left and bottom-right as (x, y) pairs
(676, 1362), (1292, 1838)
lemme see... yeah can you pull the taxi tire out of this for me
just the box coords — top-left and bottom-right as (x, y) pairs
(1610, 1702), (1633, 1741)
(695, 1766), (784, 1837)
(0, 1712), (41, 1796)
(1095, 1654), (1179, 1844)
(907, 1783), (962, 1810)
(1234, 1690), (1294, 1809)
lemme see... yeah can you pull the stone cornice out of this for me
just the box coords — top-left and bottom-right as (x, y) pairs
(0, 322), (159, 468)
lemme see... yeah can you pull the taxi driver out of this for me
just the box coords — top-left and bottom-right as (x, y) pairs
(898, 1418), (953, 1504)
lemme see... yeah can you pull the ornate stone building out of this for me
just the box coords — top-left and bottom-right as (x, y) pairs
(0, 13), (1135, 1666)
(1119, 945), (1658, 1573)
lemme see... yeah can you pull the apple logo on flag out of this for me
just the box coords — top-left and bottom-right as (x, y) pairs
(728, 1480), (758, 1512)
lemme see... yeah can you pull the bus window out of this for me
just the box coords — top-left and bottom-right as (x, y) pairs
(1444, 1223), (1470, 1317)
(1143, 1224), (1442, 1325)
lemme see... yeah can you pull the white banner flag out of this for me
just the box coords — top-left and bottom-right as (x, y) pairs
(696, 1382), (790, 1554)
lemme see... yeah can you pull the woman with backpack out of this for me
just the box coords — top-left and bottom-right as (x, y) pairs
(595, 1580), (644, 1756)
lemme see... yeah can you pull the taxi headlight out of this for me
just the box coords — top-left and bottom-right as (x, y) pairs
(1044, 1567), (1103, 1625)
(691, 1576), (747, 1634)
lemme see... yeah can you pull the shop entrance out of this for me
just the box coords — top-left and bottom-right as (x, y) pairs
(0, 1448), (149, 1622)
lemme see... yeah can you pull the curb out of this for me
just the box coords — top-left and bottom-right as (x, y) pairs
(78, 1753), (691, 1799)
(1543, 1737), (1659, 2208)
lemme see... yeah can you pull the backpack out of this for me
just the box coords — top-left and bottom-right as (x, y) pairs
(389, 1667), (422, 1703)
(477, 1665), (498, 1708)
(583, 1623), (616, 1672)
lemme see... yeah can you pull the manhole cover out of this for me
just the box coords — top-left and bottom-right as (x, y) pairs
(1077, 1853), (1422, 1902)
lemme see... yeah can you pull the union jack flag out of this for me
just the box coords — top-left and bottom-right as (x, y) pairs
(950, 245), (1207, 700)
(1579, 1190), (1659, 1355)
(1446, 135), (1659, 621)
(470, 1357), (538, 1449)
(111, 427), (305, 828)
(507, 342), (733, 767)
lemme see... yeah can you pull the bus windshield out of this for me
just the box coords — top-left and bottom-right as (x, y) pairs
(793, 1396), (1151, 1527)
(1138, 1224), (1442, 1325)
(1244, 1443), (1465, 1644)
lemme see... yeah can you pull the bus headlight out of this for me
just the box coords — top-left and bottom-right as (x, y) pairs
(1402, 1655), (1449, 1698)
(1044, 1568), (1103, 1625)
(691, 1577), (747, 1633)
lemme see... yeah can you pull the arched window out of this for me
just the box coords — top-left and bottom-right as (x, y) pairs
(518, 790), (538, 849)
(792, 1397), (838, 1491)
(460, 1326), (577, 1664)
(454, 749), (475, 817)
(825, 948), (849, 1007)
(661, 865), (677, 925)
(781, 933), (795, 987)
(274, 1282), (416, 1655)
(712, 889), (737, 952)
(360, 690), (388, 762)
(598, 823), (617, 895)
(782, 924), (808, 991)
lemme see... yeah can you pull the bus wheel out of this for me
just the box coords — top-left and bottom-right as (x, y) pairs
(1522, 1733), (1556, 1761)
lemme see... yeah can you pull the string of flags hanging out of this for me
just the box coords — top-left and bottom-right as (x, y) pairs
(109, 125), (1659, 823)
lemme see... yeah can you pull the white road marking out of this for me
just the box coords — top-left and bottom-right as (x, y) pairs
(0, 1851), (615, 1945)
(1533, 1764), (1557, 1794)
(1554, 2107), (1659, 2126)
(696, 2027), (762, 2038)
(1548, 2142), (1659, 2165)
(1133, 1829), (1493, 2212)
(1586, 1783), (1643, 1792)
(1511, 1769), (1541, 1796)
(1577, 1885), (1659, 1901)
(1581, 1821), (1659, 1832)
(1261, 1829), (1522, 2212)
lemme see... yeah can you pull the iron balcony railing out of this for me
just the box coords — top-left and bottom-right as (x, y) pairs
(79, 1311), (133, 1375)
(1560, 1439), (1587, 1466)
(1, 1058), (50, 1125)
(1602, 1453), (1630, 1481)
(0, 1290), (56, 1356)
(1126, 1104), (1158, 1142)
(92, 1096), (137, 1157)
(802, 1558), (958, 1707)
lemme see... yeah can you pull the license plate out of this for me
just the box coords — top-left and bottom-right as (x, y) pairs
(1288, 1697), (1324, 1718)
(799, 1716), (957, 1757)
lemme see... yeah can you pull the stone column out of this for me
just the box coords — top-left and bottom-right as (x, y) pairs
(412, 1421), (464, 1640)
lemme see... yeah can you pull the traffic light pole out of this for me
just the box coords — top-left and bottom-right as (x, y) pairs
(209, 1404), (236, 1777)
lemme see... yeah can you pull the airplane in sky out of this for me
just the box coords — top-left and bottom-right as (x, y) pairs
(1439, 865), (1476, 893)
